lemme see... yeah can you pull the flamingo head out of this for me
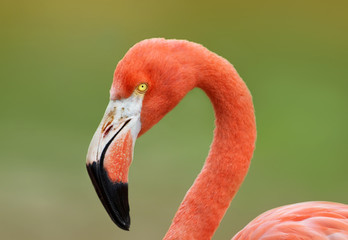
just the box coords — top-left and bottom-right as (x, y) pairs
(86, 39), (197, 230)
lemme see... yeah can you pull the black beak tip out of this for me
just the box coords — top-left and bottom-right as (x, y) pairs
(86, 162), (131, 231)
(114, 219), (130, 231)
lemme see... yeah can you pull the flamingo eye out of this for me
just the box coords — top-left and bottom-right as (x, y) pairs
(136, 83), (148, 93)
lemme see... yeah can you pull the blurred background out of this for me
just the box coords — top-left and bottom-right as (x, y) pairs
(1, 0), (347, 239)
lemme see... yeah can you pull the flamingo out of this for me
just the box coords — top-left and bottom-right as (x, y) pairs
(86, 38), (348, 239)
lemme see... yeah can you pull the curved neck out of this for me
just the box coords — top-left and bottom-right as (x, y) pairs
(164, 46), (256, 240)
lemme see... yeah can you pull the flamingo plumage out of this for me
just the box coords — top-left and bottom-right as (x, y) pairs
(86, 38), (348, 239)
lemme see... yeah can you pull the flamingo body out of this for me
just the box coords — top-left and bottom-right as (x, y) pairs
(234, 201), (348, 240)
(86, 38), (348, 239)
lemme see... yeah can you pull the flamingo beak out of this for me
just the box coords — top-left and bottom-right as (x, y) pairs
(86, 96), (142, 230)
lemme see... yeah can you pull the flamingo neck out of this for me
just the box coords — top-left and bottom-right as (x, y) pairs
(164, 46), (256, 239)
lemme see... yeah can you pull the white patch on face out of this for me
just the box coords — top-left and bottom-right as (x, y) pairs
(86, 93), (144, 165)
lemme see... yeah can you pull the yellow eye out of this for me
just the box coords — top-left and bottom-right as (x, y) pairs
(137, 83), (148, 93)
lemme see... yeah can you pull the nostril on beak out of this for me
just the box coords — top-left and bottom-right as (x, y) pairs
(104, 125), (113, 137)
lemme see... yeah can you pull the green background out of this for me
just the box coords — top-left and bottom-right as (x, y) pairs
(1, 0), (347, 239)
